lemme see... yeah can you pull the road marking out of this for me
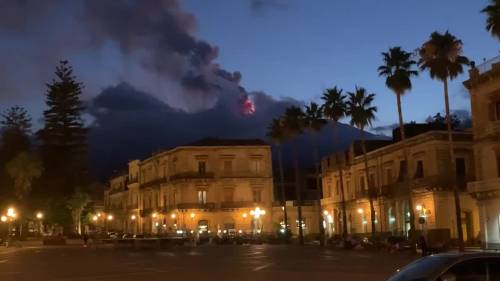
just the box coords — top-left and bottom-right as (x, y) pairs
(253, 263), (273, 271)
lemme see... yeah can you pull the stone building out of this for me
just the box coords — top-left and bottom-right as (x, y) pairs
(465, 57), (500, 249)
(321, 128), (480, 242)
(103, 138), (275, 235)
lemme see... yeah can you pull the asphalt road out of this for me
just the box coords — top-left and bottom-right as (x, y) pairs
(0, 244), (418, 281)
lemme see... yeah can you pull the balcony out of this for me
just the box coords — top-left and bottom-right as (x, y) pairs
(220, 201), (256, 209)
(176, 202), (216, 210)
(468, 177), (500, 194)
(169, 171), (215, 181)
(140, 177), (167, 189)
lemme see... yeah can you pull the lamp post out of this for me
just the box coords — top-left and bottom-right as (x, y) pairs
(36, 212), (44, 236)
(357, 208), (367, 233)
(250, 207), (265, 234)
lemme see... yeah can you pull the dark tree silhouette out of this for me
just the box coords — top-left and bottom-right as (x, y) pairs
(38, 60), (88, 199)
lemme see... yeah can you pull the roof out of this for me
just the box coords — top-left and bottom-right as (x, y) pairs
(185, 137), (268, 147)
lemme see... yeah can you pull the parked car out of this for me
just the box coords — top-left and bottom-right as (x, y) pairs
(387, 253), (500, 281)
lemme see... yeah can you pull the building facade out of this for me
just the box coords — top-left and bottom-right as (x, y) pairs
(465, 58), (500, 249)
(103, 138), (275, 235)
(321, 130), (480, 243)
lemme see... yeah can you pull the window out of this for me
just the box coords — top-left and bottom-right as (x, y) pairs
(251, 160), (262, 173)
(415, 160), (424, 178)
(223, 160), (233, 174)
(198, 190), (207, 204)
(198, 161), (206, 174)
(360, 176), (365, 190)
(335, 180), (340, 195)
(440, 258), (486, 281)
(398, 160), (407, 181)
(223, 188), (234, 202)
(252, 189), (262, 203)
(456, 157), (466, 178)
(369, 174), (376, 187)
(386, 169), (393, 184)
(163, 195), (167, 207)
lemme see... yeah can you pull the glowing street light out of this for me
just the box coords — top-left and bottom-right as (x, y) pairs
(1, 216), (7, 222)
(92, 215), (98, 221)
(250, 207), (265, 218)
(357, 208), (364, 214)
(242, 213), (247, 218)
(7, 207), (15, 218)
(416, 204), (423, 211)
(171, 213), (176, 219)
(152, 212), (158, 218)
(36, 212), (44, 220)
(107, 214), (113, 221)
(190, 213), (195, 219)
(97, 213), (101, 217)
(130, 215), (137, 220)
(323, 210), (329, 216)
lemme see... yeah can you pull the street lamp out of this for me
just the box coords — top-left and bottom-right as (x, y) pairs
(416, 204), (423, 211)
(36, 212), (43, 220)
(92, 215), (98, 221)
(0, 216), (7, 222)
(152, 212), (158, 218)
(131, 215), (136, 220)
(190, 213), (195, 219)
(170, 213), (176, 219)
(7, 208), (15, 217)
(107, 214), (113, 221)
(250, 207), (265, 234)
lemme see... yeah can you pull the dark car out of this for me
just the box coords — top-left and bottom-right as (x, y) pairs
(387, 252), (500, 281)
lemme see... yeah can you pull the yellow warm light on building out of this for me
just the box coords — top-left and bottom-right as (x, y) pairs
(323, 210), (329, 216)
(107, 214), (113, 221)
(0, 215), (7, 222)
(416, 205), (423, 211)
(97, 213), (101, 217)
(131, 215), (136, 220)
(36, 212), (43, 219)
(171, 213), (176, 219)
(242, 213), (247, 218)
(152, 212), (158, 218)
(190, 213), (195, 218)
(357, 208), (364, 214)
(7, 207), (15, 217)
(92, 215), (98, 221)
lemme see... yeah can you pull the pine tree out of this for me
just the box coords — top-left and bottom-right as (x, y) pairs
(0, 106), (33, 205)
(38, 60), (88, 198)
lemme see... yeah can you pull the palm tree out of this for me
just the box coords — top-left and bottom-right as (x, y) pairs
(482, 0), (500, 40)
(378, 47), (418, 238)
(266, 118), (289, 237)
(303, 102), (327, 245)
(321, 87), (349, 239)
(418, 31), (469, 251)
(282, 106), (306, 245)
(346, 87), (378, 238)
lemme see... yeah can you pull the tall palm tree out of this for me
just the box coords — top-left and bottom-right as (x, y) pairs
(482, 0), (500, 40)
(346, 87), (378, 238)
(378, 47), (419, 238)
(304, 102), (327, 245)
(321, 87), (349, 239)
(418, 31), (470, 252)
(282, 106), (306, 245)
(266, 118), (289, 237)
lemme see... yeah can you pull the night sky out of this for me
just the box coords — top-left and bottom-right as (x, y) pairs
(1, 0), (497, 129)
(0, 0), (498, 178)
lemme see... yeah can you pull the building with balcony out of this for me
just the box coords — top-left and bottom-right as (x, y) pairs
(321, 128), (480, 243)
(464, 57), (500, 249)
(104, 138), (276, 235)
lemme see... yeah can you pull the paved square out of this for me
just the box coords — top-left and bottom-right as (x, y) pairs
(0, 245), (418, 281)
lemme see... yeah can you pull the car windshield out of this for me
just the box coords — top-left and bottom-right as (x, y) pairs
(387, 256), (455, 281)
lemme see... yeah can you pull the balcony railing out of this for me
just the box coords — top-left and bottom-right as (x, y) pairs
(176, 202), (216, 210)
(169, 172), (215, 181)
(468, 177), (500, 194)
(140, 177), (167, 189)
(220, 201), (256, 209)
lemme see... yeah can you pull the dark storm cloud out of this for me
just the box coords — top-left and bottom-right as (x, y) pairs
(87, 83), (375, 179)
(0, 0), (239, 110)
